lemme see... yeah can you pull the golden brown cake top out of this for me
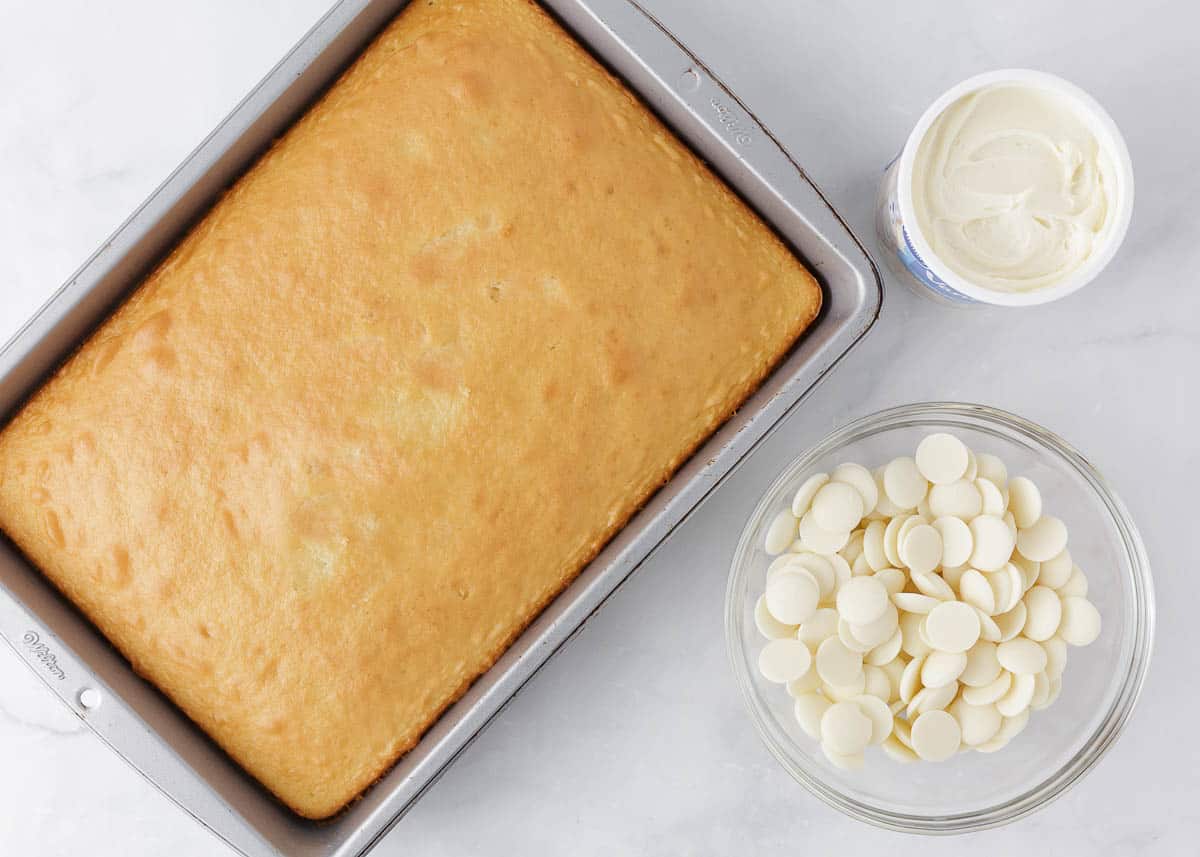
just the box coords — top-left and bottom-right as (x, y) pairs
(0, 0), (819, 818)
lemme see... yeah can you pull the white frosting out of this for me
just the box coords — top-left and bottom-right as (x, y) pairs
(912, 84), (1116, 293)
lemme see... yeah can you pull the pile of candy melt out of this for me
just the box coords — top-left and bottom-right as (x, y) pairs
(753, 433), (1101, 769)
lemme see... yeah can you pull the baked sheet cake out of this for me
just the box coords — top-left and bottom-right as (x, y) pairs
(0, 0), (821, 818)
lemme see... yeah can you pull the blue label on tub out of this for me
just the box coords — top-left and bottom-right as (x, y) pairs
(898, 226), (974, 304)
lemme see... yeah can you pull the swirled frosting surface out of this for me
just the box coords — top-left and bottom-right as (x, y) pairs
(913, 84), (1116, 292)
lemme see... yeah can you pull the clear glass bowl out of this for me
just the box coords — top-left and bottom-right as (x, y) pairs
(725, 402), (1154, 833)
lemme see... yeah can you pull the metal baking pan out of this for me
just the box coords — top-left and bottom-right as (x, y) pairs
(0, 1), (880, 854)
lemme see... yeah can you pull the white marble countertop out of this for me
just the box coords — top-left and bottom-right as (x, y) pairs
(1, 1), (1196, 854)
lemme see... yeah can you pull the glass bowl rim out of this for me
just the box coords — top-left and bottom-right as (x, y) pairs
(723, 401), (1155, 834)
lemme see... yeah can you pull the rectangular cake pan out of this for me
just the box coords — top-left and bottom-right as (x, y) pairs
(0, 1), (881, 855)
